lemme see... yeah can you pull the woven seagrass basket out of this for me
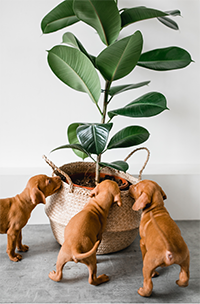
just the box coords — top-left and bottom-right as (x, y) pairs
(43, 147), (150, 254)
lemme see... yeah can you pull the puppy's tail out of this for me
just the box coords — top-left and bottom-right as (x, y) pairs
(72, 240), (100, 262)
(150, 212), (174, 265)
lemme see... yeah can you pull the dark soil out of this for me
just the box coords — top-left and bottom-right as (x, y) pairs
(72, 174), (123, 188)
(58, 171), (129, 189)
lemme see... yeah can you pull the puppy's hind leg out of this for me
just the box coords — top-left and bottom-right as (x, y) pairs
(176, 254), (190, 287)
(49, 246), (71, 282)
(138, 251), (160, 297)
(140, 239), (158, 278)
(85, 255), (109, 286)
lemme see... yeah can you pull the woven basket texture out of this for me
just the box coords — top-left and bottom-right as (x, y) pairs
(45, 161), (141, 254)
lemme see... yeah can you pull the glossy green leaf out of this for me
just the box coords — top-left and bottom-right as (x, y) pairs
(77, 123), (113, 155)
(137, 47), (193, 71)
(121, 6), (167, 28)
(99, 161), (129, 172)
(41, 0), (79, 34)
(62, 32), (96, 66)
(96, 31), (143, 81)
(107, 126), (150, 149)
(73, 0), (121, 45)
(109, 81), (150, 96)
(108, 92), (168, 119)
(47, 45), (101, 104)
(157, 16), (179, 30)
(62, 32), (88, 52)
(67, 123), (88, 160)
(51, 144), (93, 160)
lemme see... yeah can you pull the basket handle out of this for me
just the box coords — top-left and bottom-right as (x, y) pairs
(42, 155), (74, 193)
(124, 147), (150, 181)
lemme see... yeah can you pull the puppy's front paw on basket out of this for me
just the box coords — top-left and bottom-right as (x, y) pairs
(43, 148), (150, 254)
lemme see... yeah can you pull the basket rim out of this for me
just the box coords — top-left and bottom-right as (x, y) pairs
(57, 161), (139, 187)
(43, 147), (150, 189)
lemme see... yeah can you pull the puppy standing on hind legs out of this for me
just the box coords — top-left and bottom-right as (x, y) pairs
(49, 180), (122, 286)
(129, 180), (190, 297)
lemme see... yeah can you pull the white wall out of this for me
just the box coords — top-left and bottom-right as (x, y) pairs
(0, 0), (200, 222)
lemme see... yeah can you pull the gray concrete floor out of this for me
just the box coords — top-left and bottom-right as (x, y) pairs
(0, 221), (199, 303)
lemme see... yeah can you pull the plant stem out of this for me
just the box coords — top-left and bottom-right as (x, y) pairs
(95, 155), (100, 185)
(95, 80), (111, 184)
(101, 81), (110, 123)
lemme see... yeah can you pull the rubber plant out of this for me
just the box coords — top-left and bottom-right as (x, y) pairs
(41, 0), (192, 184)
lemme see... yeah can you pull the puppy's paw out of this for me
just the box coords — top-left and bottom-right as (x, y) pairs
(176, 279), (189, 287)
(96, 274), (109, 285)
(98, 274), (109, 282)
(49, 270), (62, 282)
(9, 253), (22, 262)
(17, 244), (29, 252)
(90, 274), (109, 286)
(138, 287), (152, 297)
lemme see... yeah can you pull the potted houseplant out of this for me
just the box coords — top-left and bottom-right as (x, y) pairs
(41, 0), (192, 185)
(41, 0), (192, 253)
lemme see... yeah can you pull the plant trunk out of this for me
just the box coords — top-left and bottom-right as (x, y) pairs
(95, 81), (111, 185)
(95, 155), (101, 185)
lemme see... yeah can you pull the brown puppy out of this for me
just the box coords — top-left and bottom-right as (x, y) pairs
(49, 180), (122, 286)
(0, 174), (62, 262)
(129, 180), (190, 297)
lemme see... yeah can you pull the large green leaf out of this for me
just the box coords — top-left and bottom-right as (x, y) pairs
(77, 123), (113, 155)
(107, 126), (150, 149)
(109, 81), (150, 96)
(99, 161), (129, 172)
(67, 123), (88, 160)
(41, 0), (79, 34)
(51, 143), (93, 160)
(73, 0), (121, 45)
(62, 32), (96, 66)
(121, 7), (182, 30)
(108, 92), (168, 119)
(121, 6), (167, 28)
(96, 31), (143, 81)
(137, 47), (193, 71)
(47, 45), (101, 104)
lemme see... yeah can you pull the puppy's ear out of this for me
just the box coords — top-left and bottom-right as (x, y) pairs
(160, 187), (167, 200)
(132, 192), (150, 211)
(129, 185), (135, 198)
(114, 193), (122, 206)
(30, 187), (46, 205)
(89, 185), (99, 197)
